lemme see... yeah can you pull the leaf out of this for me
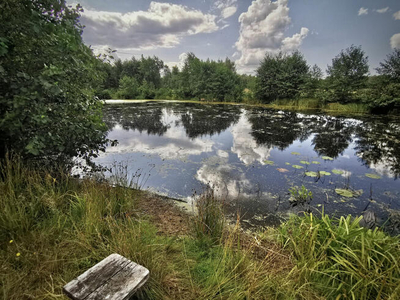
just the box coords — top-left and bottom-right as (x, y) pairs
(305, 171), (318, 177)
(319, 171), (331, 176)
(300, 160), (310, 165)
(311, 161), (321, 164)
(332, 169), (344, 175)
(321, 156), (334, 161)
(365, 173), (381, 179)
(335, 188), (353, 198)
(285, 162), (291, 165)
(263, 160), (274, 165)
(291, 152), (300, 155)
(292, 165), (304, 169)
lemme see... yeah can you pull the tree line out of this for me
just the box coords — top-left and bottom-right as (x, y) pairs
(98, 46), (400, 113)
(98, 53), (243, 102)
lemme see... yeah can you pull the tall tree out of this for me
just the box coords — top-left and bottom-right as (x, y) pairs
(256, 51), (309, 103)
(0, 0), (108, 163)
(376, 49), (400, 81)
(326, 45), (369, 103)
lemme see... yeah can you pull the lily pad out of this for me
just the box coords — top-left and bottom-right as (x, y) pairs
(319, 171), (331, 176)
(335, 188), (353, 198)
(332, 169), (344, 175)
(365, 173), (381, 179)
(264, 160), (274, 165)
(291, 152), (300, 156)
(321, 156), (334, 161)
(312, 161), (321, 164)
(305, 171), (318, 177)
(292, 165), (304, 169)
(300, 160), (310, 165)
(285, 162), (291, 165)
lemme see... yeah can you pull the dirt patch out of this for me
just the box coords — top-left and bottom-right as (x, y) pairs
(137, 192), (191, 236)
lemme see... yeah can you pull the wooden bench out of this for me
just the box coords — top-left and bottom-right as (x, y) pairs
(63, 253), (149, 300)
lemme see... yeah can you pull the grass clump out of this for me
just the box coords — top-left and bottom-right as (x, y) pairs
(323, 102), (370, 114)
(192, 189), (225, 243)
(275, 213), (400, 299)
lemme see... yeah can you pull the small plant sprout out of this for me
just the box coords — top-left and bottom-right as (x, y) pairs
(288, 185), (313, 207)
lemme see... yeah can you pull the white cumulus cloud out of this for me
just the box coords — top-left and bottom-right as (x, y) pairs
(391, 33), (400, 49)
(376, 7), (389, 14)
(164, 52), (188, 71)
(79, 2), (218, 50)
(234, 0), (308, 74)
(215, 0), (238, 19)
(394, 10), (400, 20)
(358, 7), (368, 16)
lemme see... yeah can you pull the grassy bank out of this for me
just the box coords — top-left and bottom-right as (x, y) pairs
(1, 159), (399, 299)
(269, 98), (370, 114)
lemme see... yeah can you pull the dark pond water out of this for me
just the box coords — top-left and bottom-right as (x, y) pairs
(95, 100), (400, 230)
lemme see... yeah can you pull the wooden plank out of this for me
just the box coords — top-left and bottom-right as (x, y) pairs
(85, 261), (150, 300)
(63, 254), (131, 300)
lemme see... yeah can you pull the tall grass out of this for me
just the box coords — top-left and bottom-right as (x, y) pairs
(0, 157), (315, 299)
(274, 213), (400, 299)
(270, 98), (320, 109)
(323, 102), (370, 114)
(192, 189), (225, 242)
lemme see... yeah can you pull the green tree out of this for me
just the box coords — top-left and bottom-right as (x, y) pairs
(0, 0), (108, 163)
(256, 51), (309, 103)
(302, 64), (323, 97)
(325, 45), (369, 103)
(376, 49), (400, 81)
(116, 76), (139, 99)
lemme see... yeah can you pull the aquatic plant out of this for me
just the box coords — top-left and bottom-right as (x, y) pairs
(365, 173), (381, 179)
(335, 188), (354, 198)
(292, 165), (304, 169)
(332, 169), (344, 175)
(321, 156), (334, 161)
(288, 185), (313, 206)
(305, 171), (318, 177)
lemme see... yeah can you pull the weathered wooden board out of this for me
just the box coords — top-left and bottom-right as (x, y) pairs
(63, 253), (149, 300)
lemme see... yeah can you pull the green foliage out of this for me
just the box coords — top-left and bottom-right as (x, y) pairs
(256, 51), (309, 103)
(325, 45), (369, 103)
(0, 0), (108, 162)
(100, 53), (243, 102)
(289, 185), (313, 206)
(277, 213), (400, 299)
(376, 48), (400, 81)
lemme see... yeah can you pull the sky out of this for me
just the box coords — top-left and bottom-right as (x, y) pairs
(69, 0), (400, 74)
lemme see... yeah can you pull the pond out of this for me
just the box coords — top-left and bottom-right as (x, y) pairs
(94, 100), (400, 231)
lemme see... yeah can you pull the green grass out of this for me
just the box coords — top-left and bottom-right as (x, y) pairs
(323, 102), (370, 114)
(0, 157), (313, 299)
(270, 213), (400, 300)
(1, 157), (399, 299)
(270, 98), (321, 109)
